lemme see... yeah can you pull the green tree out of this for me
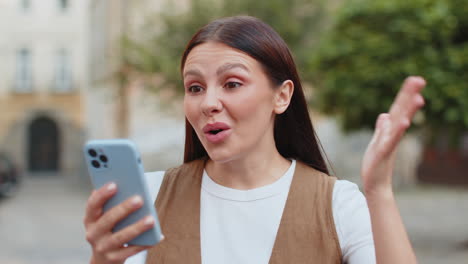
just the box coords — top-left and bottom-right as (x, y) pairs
(122, 0), (328, 95)
(311, 0), (468, 145)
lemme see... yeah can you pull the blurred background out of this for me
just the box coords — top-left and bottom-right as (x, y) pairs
(0, 0), (466, 263)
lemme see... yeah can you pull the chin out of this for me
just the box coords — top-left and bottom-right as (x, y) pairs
(205, 147), (239, 164)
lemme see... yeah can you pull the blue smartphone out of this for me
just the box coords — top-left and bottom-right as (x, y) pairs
(84, 139), (163, 246)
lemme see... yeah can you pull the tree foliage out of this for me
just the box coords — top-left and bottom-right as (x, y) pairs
(311, 0), (468, 140)
(122, 0), (328, 93)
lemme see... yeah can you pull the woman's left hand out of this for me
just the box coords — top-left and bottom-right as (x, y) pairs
(361, 76), (426, 195)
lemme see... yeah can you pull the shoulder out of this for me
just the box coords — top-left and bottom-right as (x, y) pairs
(166, 159), (207, 175)
(332, 180), (369, 227)
(295, 160), (337, 186)
(332, 180), (376, 263)
(143, 159), (206, 200)
(332, 180), (371, 218)
(333, 180), (363, 202)
(144, 171), (165, 203)
(332, 180), (370, 224)
(160, 159), (207, 180)
(144, 170), (165, 186)
(159, 159), (207, 190)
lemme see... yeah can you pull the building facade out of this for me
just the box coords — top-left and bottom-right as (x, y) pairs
(88, 0), (187, 172)
(0, 0), (89, 177)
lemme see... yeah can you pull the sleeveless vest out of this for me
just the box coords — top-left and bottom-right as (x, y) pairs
(146, 159), (342, 263)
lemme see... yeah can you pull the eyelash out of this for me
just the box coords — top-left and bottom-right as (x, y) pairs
(187, 85), (203, 93)
(223, 81), (242, 89)
(186, 81), (242, 94)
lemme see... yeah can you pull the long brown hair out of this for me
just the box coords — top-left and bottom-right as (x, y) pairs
(181, 16), (329, 175)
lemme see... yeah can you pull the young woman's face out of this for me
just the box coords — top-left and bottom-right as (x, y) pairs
(183, 42), (281, 163)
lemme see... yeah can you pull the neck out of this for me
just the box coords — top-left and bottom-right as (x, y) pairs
(205, 146), (291, 190)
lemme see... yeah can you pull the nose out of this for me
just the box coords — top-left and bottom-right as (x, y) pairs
(201, 87), (222, 116)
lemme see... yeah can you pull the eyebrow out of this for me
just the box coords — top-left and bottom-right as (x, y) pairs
(216, 63), (250, 76)
(183, 69), (203, 78)
(183, 63), (250, 78)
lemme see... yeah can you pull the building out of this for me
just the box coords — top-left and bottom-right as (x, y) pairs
(88, 0), (186, 172)
(0, 0), (89, 178)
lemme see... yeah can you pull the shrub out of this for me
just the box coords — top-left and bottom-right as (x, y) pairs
(311, 0), (468, 145)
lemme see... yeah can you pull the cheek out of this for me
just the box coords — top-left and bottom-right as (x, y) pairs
(245, 86), (275, 114)
(231, 87), (275, 127)
(184, 97), (199, 124)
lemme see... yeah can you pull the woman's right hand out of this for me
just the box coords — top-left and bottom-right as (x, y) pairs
(84, 182), (156, 264)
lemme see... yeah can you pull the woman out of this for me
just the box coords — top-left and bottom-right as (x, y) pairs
(84, 16), (425, 264)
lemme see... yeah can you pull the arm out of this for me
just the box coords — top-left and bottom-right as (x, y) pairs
(361, 76), (426, 264)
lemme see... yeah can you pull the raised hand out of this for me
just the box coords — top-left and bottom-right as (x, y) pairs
(361, 76), (426, 264)
(361, 76), (426, 195)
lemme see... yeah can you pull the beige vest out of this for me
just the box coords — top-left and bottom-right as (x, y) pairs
(146, 159), (342, 263)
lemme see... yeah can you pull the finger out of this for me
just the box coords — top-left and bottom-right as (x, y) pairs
(101, 215), (155, 252)
(375, 113), (390, 131)
(92, 195), (144, 237)
(397, 91), (425, 124)
(368, 113), (389, 149)
(389, 76), (426, 123)
(392, 76), (425, 108)
(380, 114), (408, 158)
(84, 182), (117, 226)
(105, 245), (153, 263)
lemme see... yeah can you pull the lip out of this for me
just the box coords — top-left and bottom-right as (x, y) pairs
(203, 122), (231, 143)
(202, 122), (231, 133)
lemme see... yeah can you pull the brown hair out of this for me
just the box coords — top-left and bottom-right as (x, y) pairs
(181, 16), (329, 175)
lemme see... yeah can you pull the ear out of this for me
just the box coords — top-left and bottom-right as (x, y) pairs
(274, 80), (294, 114)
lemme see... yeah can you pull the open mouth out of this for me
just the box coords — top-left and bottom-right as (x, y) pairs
(209, 129), (224, 135)
(203, 122), (231, 143)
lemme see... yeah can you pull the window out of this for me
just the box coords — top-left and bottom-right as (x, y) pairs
(20, 0), (31, 11)
(59, 0), (68, 11)
(15, 48), (33, 93)
(54, 49), (72, 92)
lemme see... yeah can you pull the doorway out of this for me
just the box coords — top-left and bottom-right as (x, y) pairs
(28, 116), (60, 172)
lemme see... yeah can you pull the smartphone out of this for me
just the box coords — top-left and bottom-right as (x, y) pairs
(84, 139), (163, 246)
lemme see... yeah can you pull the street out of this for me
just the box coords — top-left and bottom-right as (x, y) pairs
(398, 185), (468, 263)
(1, 175), (467, 263)
(0, 176), (91, 264)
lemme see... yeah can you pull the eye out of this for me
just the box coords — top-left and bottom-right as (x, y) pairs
(187, 85), (204, 94)
(224, 81), (242, 89)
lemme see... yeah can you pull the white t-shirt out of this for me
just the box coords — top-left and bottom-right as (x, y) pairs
(125, 160), (376, 264)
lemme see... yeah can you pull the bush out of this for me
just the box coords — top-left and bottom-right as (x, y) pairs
(311, 0), (468, 143)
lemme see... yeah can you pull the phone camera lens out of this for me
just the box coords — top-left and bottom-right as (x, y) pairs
(88, 149), (97, 157)
(99, 155), (108, 163)
(91, 160), (100, 168)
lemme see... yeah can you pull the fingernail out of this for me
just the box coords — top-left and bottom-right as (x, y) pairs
(144, 216), (154, 226)
(132, 196), (143, 206)
(107, 183), (116, 192)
